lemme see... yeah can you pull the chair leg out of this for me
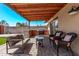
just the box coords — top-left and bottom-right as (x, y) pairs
(52, 41), (55, 48)
(49, 39), (51, 45)
(67, 46), (74, 56)
(6, 40), (8, 54)
(66, 47), (69, 51)
(41, 40), (44, 47)
(56, 45), (59, 56)
(36, 40), (38, 48)
(69, 47), (74, 56)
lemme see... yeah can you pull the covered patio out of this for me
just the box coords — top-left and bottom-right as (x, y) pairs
(0, 3), (79, 56)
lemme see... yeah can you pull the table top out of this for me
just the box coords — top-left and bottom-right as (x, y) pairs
(0, 34), (20, 37)
(35, 35), (44, 39)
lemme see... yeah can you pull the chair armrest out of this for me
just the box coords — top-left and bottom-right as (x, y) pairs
(54, 37), (62, 45)
(54, 36), (61, 40)
(67, 42), (71, 47)
(49, 34), (55, 37)
(55, 40), (59, 45)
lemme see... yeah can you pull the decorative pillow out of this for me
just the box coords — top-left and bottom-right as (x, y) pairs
(63, 35), (72, 41)
(56, 33), (60, 36)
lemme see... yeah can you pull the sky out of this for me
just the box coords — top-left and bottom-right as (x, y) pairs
(0, 3), (46, 26)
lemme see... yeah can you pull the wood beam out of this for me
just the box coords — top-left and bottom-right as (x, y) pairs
(14, 7), (62, 12)
(17, 9), (58, 14)
(6, 3), (67, 22)
(9, 3), (66, 8)
(21, 13), (55, 16)
(11, 6), (63, 10)
(26, 17), (52, 21)
(21, 12), (56, 15)
(24, 16), (52, 20)
(24, 15), (53, 17)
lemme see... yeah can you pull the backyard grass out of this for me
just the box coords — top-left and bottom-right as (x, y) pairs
(0, 37), (6, 45)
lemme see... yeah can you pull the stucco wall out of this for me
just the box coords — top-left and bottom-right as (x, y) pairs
(5, 26), (29, 38)
(30, 26), (47, 30)
(49, 3), (79, 55)
(5, 26), (47, 38)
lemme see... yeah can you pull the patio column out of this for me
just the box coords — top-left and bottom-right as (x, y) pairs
(28, 20), (30, 40)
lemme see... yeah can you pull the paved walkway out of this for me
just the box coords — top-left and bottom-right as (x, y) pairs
(0, 37), (72, 56)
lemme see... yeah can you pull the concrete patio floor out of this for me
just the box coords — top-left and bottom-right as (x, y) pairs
(0, 37), (72, 56)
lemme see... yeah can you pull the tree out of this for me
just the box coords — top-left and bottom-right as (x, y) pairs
(16, 22), (27, 35)
(0, 20), (9, 26)
(5, 23), (9, 26)
(16, 22), (21, 27)
(0, 20), (6, 24)
(16, 22), (27, 27)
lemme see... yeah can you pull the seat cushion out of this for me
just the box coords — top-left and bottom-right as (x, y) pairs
(56, 33), (60, 36)
(63, 35), (72, 41)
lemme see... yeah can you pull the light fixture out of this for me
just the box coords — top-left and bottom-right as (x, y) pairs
(68, 6), (79, 15)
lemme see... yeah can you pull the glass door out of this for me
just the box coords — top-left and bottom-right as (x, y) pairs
(52, 18), (59, 34)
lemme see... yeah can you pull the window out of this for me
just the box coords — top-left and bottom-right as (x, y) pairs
(52, 17), (59, 34)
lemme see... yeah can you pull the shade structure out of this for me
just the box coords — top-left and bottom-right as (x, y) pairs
(6, 3), (66, 22)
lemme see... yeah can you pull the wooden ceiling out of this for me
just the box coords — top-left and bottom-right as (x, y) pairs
(7, 3), (66, 21)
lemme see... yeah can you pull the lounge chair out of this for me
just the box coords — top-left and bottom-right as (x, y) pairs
(8, 34), (24, 48)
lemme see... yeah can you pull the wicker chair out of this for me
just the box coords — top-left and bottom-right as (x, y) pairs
(55, 32), (77, 56)
(49, 31), (63, 47)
